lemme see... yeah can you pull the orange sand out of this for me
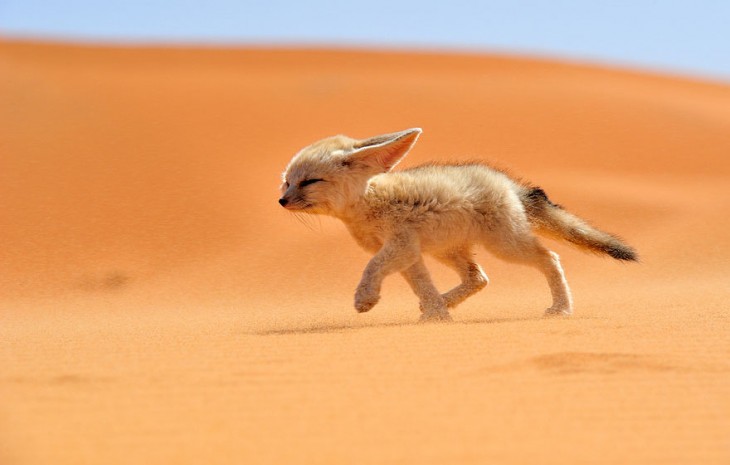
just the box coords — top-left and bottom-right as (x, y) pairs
(1, 40), (729, 465)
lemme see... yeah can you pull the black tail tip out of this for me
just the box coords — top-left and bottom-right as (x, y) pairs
(607, 246), (638, 262)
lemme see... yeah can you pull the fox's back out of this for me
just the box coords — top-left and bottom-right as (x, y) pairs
(362, 163), (528, 249)
(367, 163), (520, 212)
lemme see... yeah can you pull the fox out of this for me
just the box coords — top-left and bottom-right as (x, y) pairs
(279, 128), (637, 322)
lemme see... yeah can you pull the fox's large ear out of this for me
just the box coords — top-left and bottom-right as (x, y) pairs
(348, 128), (422, 172)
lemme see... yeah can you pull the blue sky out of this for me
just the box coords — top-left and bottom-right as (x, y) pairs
(1, 1), (729, 80)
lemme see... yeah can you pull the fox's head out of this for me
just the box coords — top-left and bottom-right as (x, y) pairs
(279, 128), (421, 216)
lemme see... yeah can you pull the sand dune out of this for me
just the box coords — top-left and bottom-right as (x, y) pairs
(1, 40), (729, 465)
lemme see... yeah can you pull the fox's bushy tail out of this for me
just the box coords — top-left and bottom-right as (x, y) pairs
(521, 187), (637, 261)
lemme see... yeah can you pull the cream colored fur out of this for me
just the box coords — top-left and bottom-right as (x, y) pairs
(279, 128), (634, 322)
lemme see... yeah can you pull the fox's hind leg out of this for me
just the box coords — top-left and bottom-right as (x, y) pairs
(535, 248), (573, 316)
(486, 236), (573, 316)
(400, 259), (452, 322)
(432, 247), (489, 309)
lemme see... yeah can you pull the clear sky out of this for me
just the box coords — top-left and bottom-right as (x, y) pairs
(1, 0), (728, 80)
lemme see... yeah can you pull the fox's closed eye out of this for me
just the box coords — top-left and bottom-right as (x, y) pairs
(300, 178), (324, 187)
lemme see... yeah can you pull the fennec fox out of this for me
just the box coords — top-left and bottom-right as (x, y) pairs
(279, 128), (636, 322)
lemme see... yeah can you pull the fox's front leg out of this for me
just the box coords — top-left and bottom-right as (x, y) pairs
(401, 259), (452, 322)
(354, 235), (420, 313)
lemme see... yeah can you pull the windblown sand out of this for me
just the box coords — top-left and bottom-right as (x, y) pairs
(1, 41), (729, 465)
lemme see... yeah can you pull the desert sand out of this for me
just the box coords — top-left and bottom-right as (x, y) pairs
(1, 40), (729, 465)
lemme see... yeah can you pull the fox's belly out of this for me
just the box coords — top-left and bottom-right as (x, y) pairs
(411, 211), (483, 252)
(417, 225), (479, 253)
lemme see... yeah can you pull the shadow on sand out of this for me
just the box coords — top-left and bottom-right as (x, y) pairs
(253, 314), (553, 336)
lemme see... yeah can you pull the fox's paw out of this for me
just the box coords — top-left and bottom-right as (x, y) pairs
(419, 297), (459, 312)
(354, 288), (380, 313)
(544, 306), (573, 317)
(418, 309), (453, 323)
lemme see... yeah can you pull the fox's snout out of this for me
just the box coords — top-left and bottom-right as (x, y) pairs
(278, 191), (307, 210)
(279, 183), (298, 208)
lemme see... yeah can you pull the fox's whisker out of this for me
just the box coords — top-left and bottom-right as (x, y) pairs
(292, 212), (317, 232)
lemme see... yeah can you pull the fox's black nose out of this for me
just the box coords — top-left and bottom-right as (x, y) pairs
(278, 198), (288, 207)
